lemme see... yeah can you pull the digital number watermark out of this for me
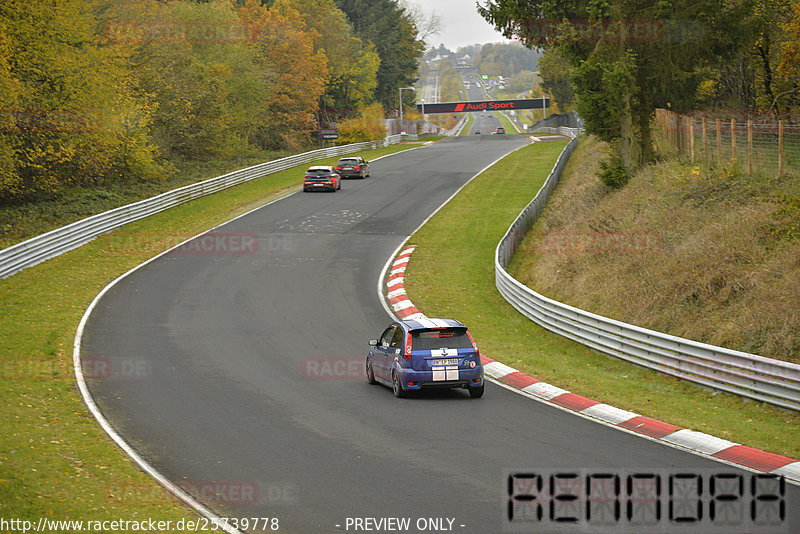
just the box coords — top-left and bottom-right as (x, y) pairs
(505, 469), (787, 532)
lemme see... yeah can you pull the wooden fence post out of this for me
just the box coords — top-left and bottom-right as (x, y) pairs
(779, 120), (784, 177)
(747, 119), (753, 175)
(731, 119), (736, 163)
(690, 118), (695, 163)
(716, 118), (722, 164)
(702, 117), (707, 161)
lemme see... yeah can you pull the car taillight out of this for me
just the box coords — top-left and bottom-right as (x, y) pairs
(353, 165), (360, 169)
(466, 331), (480, 357)
(404, 333), (412, 359)
(336, 166), (341, 170)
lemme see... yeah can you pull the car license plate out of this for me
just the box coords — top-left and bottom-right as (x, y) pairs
(432, 358), (459, 366)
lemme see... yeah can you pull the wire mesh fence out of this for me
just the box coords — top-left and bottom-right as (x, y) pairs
(655, 109), (800, 176)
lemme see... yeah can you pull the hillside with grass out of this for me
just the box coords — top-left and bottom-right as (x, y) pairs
(508, 136), (800, 363)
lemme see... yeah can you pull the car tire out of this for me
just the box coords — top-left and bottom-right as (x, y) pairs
(392, 371), (407, 398)
(366, 358), (377, 384)
(469, 384), (485, 398)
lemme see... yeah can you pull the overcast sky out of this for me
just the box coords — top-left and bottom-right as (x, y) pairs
(416, 0), (511, 51)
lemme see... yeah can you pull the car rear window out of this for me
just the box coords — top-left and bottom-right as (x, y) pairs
(411, 328), (472, 350)
(338, 159), (358, 165)
(306, 169), (329, 174)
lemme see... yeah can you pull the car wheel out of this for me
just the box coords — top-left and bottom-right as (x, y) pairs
(392, 371), (407, 398)
(337, 179), (341, 190)
(366, 358), (377, 384)
(469, 384), (485, 398)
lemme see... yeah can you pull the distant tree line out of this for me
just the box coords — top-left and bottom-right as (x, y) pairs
(425, 42), (541, 78)
(0, 0), (425, 203)
(478, 0), (800, 169)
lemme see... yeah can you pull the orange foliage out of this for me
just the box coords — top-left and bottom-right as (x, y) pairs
(239, 0), (327, 144)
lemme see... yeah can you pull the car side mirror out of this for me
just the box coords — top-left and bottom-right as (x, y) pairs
(369, 339), (378, 346)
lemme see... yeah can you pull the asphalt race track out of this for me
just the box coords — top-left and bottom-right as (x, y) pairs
(82, 134), (798, 530)
(460, 70), (511, 136)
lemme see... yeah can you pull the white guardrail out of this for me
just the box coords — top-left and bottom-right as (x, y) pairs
(496, 129), (800, 411)
(0, 134), (418, 280)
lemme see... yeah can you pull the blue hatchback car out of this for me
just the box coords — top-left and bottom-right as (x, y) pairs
(367, 318), (484, 398)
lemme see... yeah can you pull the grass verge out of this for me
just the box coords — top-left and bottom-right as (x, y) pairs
(403, 139), (800, 460)
(0, 140), (430, 523)
(512, 136), (800, 360)
(458, 113), (474, 136)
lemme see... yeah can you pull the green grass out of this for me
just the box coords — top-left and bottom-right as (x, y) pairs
(402, 140), (800, 460)
(0, 140), (430, 524)
(458, 113), (474, 136)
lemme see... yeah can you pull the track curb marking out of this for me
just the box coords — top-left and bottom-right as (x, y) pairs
(384, 245), (800, 485)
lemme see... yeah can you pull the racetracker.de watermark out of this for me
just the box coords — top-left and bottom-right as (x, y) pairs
(104, 232), (295, 256)
(519, 19), (704, 44)
(301, 357), (366, 380)
(1, 356), (150, 381)
(535, 230), (664, 255)
(104, 20), (261, 45)
(172, 232), (259, 255)
(0, 108), (104, 133)
(106, 480), (298, 505)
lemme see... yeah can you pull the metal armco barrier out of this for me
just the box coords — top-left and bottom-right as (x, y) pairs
(0, 134), (417, 280)
(496, 130), (800, 411)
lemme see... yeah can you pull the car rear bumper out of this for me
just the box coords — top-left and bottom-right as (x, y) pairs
(397, 367), (484, 391)
(304, 183), (335, 191)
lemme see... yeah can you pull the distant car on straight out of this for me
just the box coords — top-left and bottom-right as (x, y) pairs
(303, 165), (340, 192)
(366, 318), (484, 398)
(335, 156), (370, 179)
(491, 127), (506, 135)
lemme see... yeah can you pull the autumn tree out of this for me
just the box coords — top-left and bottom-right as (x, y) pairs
(766, 0), (800, 112)
(0, 0), (163, 202)
(286, 0), (379, 123)
(537, 48), (574, 110)
(239, 0), (327, 150)
(0, 20), (21, 197)
(0, 0), (398, 203)
(779, 1), (800, 83)
(335, 0), (425, 110)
